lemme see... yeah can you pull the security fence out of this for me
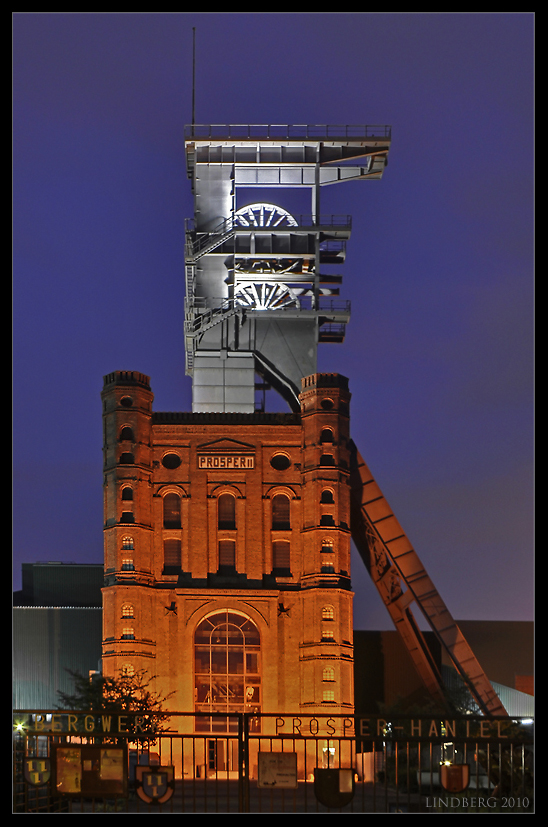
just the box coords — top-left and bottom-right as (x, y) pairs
(13, 711), (534, 813)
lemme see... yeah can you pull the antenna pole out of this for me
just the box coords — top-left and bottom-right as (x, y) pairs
(192, 27), (196, 126)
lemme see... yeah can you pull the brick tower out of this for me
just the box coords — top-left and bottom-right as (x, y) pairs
(101, 370), (355, 736)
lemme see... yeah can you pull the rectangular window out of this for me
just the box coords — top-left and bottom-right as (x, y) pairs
(164, 539), (181, 569)
(218, 495), (236, 530)
(272, 540), (290, 573)
(218, 540), (236, 570)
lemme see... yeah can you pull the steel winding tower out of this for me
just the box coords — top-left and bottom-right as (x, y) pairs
(182, 123), (507, 716)
(184, 124), (390, 413)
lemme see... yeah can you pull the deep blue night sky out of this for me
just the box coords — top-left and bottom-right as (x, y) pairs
(13, 13), (534, 628)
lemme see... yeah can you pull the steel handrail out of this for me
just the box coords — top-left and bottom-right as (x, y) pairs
(185, 123), (391, 140)
(186, 214), (352, 233)
(185, 214), (352, 258)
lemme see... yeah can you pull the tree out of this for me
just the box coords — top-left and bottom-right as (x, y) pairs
(57, 668), (174, 744)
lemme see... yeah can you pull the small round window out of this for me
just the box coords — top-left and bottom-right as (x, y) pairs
(120, 396), (133, 407)
(162, 453), (181, 470)
(270, 453), (291, 471)
(321, 398), (334, 410)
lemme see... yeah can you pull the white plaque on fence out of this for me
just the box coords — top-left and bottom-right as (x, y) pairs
(258, 752), (298, 789)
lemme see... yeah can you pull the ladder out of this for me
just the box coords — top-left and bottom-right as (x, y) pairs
(349, 441), (507, 716)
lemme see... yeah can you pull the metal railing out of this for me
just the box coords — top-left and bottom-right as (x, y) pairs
(186, 214), (352, 233)
(185, 214), (352, 260)
(184, 296), (351, 336)
(13, 711), (533, 813)
(185, 124), (392, 141)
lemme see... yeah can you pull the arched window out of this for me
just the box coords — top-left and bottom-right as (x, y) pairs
(218, 493), (236, 530)
(119, 427), (134, 442)
(120, 511), (134, 524)
(119, 452), (134, 464)
(122, 536), (134, 550)
(194, 611), (261, 733)
(323, 666), (335, 681)
(121, 663), (134, 676)
(322, 606), (334, 621)
(122, 487), (133, 500)
(320, 428), (334, 443)
(122, 603), (134, 618)
(320, 489), (334, 504)
(163, 493), (181, 528)
(272, 494), (290, 530)
(121, 558), (134, 571)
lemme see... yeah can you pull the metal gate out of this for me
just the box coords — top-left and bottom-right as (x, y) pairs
(13, 711), (534, 813)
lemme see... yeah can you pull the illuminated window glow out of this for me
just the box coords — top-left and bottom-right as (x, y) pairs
(194, 611), (261, 733)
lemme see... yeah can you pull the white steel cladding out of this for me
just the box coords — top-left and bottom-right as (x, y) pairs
(184, 124), (391, 412)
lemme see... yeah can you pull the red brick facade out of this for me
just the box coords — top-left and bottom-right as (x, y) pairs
(101, 371), (354, 727)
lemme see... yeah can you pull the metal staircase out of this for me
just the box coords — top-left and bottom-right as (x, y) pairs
(349, 441), (507, 716)
(185, 218), (237, 262)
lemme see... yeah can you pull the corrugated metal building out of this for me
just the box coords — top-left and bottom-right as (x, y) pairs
(490, 681), (534, 717)
(13, 563), (103, 710)
(13, 607), (102, 709)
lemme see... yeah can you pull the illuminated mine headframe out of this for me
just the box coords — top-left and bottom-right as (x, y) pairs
(184, 124), (391, 412)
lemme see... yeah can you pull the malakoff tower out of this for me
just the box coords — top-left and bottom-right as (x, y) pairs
(101, 125), (505, 760)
